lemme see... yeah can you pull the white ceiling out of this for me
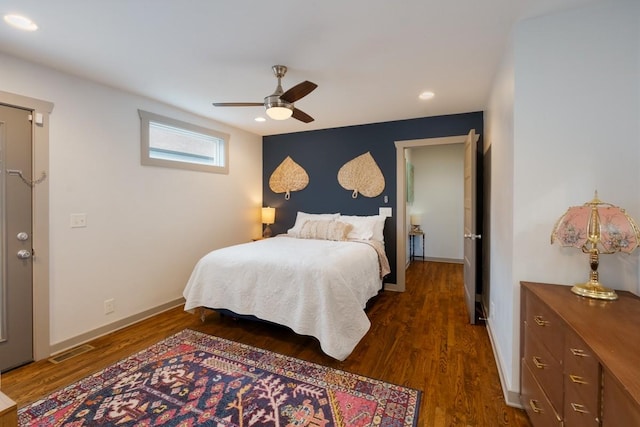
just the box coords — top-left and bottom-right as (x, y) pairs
(1, 0), (598, 136)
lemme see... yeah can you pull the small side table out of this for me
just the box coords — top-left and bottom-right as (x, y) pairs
(409, 230), (425, 261)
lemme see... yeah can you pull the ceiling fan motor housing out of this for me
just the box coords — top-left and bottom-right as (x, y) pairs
(264, 94), (293, 111)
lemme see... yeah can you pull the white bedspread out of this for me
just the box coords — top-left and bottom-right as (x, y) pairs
(183, 236), (386, 360)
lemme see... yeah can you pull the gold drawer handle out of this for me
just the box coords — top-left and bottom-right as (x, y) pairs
(569, 374), (588, 385)
(534, 316), (548, 326)
(570, 403), (589, 414)
(532, 356), (547, 369)
(570, 348), (588, 357)
(529, 399), (543, 414)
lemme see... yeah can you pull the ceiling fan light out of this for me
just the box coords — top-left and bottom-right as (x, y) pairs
(266, 106), (293, 120)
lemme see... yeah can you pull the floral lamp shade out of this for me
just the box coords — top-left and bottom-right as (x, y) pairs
(551, 193), (640, 300)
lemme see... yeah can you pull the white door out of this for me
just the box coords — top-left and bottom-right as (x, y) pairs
(0, 104), (34, 372)
(463, 129), (481, 325)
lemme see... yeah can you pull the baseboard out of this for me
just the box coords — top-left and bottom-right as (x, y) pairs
(412, 257), (464, 264)
(383, 282), (400, 292)
(48, 298), (186, 357)
(428, 257), (464, 264)
(485, 318), (523, 408)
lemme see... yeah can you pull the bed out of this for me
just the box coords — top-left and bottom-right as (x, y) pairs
(183, 212), (390, 361)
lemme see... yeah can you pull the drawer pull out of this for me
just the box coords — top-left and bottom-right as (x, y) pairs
(529, 399), (543, 414)
(569, 374), (588, 385)
(570, 403), (589, 414)
(532, 356), (547, 369)
(570, 348), (588, 357)
(534, 316), (548, 326)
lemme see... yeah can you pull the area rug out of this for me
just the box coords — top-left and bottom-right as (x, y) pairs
(19, 329), (421, 426)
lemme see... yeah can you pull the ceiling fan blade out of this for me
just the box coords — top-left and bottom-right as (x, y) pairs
(280, 81), (318, 103)
(212, 102), (264, 107)
(292, 108), (314, 123)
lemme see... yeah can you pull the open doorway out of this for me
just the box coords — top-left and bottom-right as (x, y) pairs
(392, 135), (469, 292)
(392, 132), (483, 327)
(408, 144), (465, 264)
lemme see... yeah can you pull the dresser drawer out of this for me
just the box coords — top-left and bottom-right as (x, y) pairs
(525, 292), (563, 361)
(564, 329), (600, 416)
(524, 324), (563, 412)
(564, 382), (600, 426)
(521, 360), (562, 427)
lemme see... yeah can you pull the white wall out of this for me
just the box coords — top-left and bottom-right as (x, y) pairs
(485, 27), (516, 403)
(0, 53), (263, 348)
(486, 0), (640, 404)
(409, 144), (464, 261)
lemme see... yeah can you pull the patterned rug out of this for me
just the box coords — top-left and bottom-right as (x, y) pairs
(19, 329), (421, 426)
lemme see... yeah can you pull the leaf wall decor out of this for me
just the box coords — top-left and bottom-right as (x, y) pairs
(269, 156), (309, 200)
(337, 151), (385, 198)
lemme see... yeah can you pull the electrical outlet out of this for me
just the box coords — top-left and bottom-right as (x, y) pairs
(104, 298), (115, 314)
(70, 213), (87, 228)
(490, 301), (496, 319)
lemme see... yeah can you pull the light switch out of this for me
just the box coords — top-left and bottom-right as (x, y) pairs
(379, 207), (392, 217)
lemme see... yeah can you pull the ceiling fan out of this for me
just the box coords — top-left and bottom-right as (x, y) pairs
(213, 65), (317, 123)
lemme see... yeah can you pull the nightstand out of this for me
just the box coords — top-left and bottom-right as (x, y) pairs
(409, 230), (425, 261)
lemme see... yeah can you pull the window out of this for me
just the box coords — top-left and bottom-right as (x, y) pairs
(139, 110), (229, 174)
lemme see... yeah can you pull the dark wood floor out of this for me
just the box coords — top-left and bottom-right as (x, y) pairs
(2, 261), (531, 426)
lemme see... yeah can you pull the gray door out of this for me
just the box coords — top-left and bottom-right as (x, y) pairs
(0, 104), (34, 372)
(463, 129), (481, 325)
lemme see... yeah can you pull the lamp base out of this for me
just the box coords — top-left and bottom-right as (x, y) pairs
(571, 282), (618, 300)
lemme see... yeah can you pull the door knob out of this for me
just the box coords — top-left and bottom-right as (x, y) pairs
(17, 249), (31, 259)
(464, 233), (482, 240)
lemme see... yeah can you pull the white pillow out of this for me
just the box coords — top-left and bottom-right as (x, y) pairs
(371, 214), (386, 241)
(287, 212), (340, 237)
(299, 220), (353, 241)
(340, 215), (386, 241)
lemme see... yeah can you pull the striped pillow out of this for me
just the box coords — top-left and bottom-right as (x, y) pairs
(299, 220), (353, 241)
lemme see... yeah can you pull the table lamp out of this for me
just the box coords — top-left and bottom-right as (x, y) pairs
(262, 207), (276, 238)
(551, 192), (640, 300)
(410, 214), (422, 232)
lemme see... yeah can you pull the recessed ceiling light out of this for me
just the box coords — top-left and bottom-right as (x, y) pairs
(419, 91), (435, 100)
(4, 14), (38, 31)
(254, 117), (266, 122)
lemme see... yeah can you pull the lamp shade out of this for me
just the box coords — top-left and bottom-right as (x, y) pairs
(410, 214), (421, 225)
(551, 198), (640, 254)
(261, 207), (275, 225)
(266, 106), (293, 120)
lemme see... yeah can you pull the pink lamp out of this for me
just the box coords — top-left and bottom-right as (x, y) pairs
(551, 192), (640, 300)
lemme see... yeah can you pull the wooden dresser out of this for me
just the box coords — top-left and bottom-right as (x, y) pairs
(520, 281), (640, 426)
(0, 391), (17, 427)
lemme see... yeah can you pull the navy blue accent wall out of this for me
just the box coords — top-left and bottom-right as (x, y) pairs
(263, 111), (483, 283)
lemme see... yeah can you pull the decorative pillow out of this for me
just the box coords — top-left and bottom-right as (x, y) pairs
(287, 212), (340, 237)
(299, 220), (353, 241)
(340, 215), (386, 241)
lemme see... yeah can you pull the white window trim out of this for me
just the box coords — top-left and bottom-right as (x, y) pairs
(139, 109), (229, 174)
